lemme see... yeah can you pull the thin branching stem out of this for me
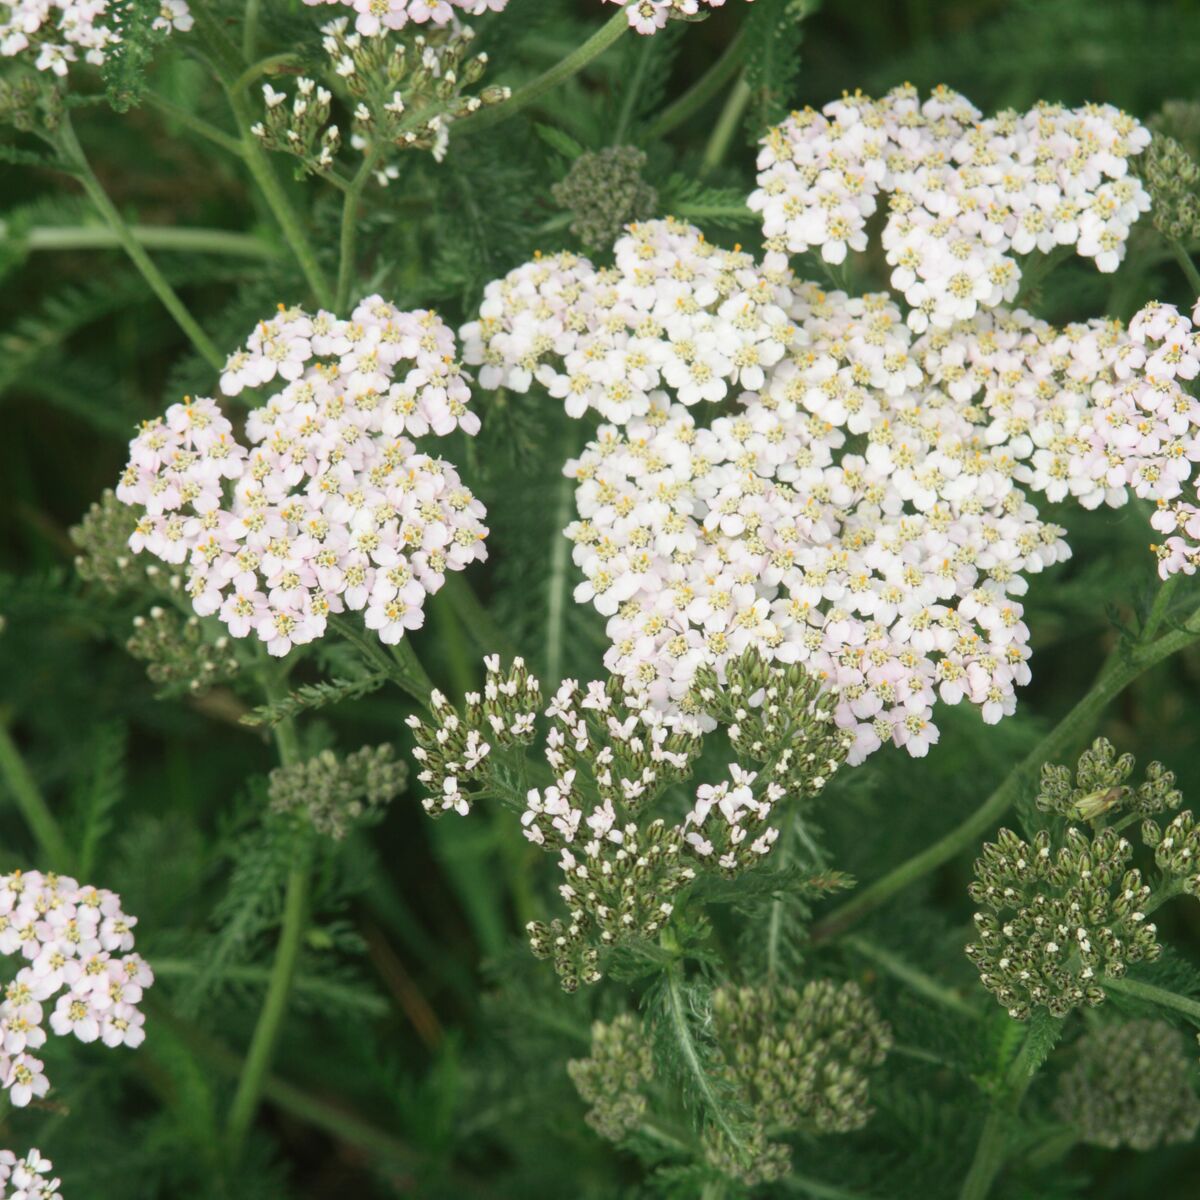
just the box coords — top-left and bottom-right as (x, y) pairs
(24, 224), (277, 258)
(455, 7), (628, 138)
(1170, 238), (1200, 296)
(812, 593), (1200, 944)
(1103, 974), (1200, 1024)
(226, 673), (309, 1160)
(643, 27), (747, 141)
(55, 116), (225, 371)
(0, 722), (72, 869)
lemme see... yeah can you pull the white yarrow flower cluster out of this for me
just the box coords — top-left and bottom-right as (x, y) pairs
(467, 218), (1189, 763)
(0, 1149), (61, 1200)
(0, 870), (152, 1112)
(0, 0), (191, 77)
(461, 219), (793, 424)
(116, 298), (488, 656)
(749, 85), (1150, 330)
(300, 0), (507, 36)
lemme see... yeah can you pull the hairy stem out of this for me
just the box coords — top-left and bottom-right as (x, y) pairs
(225, 679), (309, 1159)
(545, 437), (577, 688)
(844, 936), (980, 1020)
(812, 603), (1200, 944)
(959, 1020), (1063, 1200)
(456, 7), (628, 137)
(145, 92), (245, 157)
(644, 27), (747, 141)
(24, 225), (276, 258)
(0, 722), (72, 868)
(1103, 974), (1200, 1023)
(699, 73), (751, 179)
(1170, 238), (1200, 297)
(664, 965), (746, 1155)
(335, 151), (381, 313)
(56, 118), (225, 371)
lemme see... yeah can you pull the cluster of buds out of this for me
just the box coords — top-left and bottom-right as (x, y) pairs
(1143, 809), (1200, 897)
(1055, 1019), (1200, 1150)
(703, 1126), (792, 1189)
(712, 981), (893, 1137)
(1139, 133), (1200, 243)
(966, 825), (1161, 1019)
(125, 607), (239, 695)
(253, 18), (509, 179)
(415, 649), (850, 990)
(566, 1013), (652, 1143)
(550, 146), (659, 252)
(527, 815), (695, 991)
(0, 71), (62, 133)
(1035, 737), (1182, 822)
(268, 743), (408, 838)
(685, 652), (854, 802)
(407, 655), (540, 817)
(71, 490), (165, 597)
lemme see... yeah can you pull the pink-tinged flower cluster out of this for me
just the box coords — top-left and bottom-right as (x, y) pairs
(299, 0), (506, 36)
(0, 0), (191, 76)
(116, 298), (488, 656)
(0, 1149), (61, 1200)
(611, 0), (750, 36)
(467, 219), (1190, 763)
(750, 85), (1150, 330)
(0, 870), (152, 1114)
(461, 219), (792, 424)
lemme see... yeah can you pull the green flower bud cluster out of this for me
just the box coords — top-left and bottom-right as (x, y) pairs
(126, 607), (240, 695)
(703, 1126), (791, 1188)
(712, 980), (892, 1136)
(70, 490), (162, 596)
(966, 825), (1160, 1019)
(1055, 1019), (1200, 1150)
(1036, 737), (1181, 823)
(407, 655), (541, 817)
(551, 147), (659, 252)
(567, 1014), (653, 1142)
(254, 23), (510, 181)
(1140, 133), (1200, 243)
(0, 72), (62, 134)
(268, 743), (408, 839)
(685, 651), (854, 801)
(1142, 808), (1200, 897)
(1151, 101), (1200, 160)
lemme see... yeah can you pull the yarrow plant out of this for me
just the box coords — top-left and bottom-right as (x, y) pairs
(8, 2), (1200, 1198)
(115, 297), (488, 656)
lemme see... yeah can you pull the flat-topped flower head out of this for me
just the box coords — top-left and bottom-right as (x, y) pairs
(115, 298), (488, 656)
(750, 86), (1151, 330)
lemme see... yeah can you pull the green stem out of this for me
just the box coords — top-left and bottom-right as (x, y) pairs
(699, 73), (751, 179)
(56, 117), (224, 371)
(334, 153), (380, 314)
(231, 53), (303, 97)
(456, 7), (629, 138)
(812, 605), (1200, 945)
(959, 1020), (1063, 1200)
(613, 35), (653, 144)
(664, 964), (746, 1155)
(441, 574), (520, 660)
(644, 27), (747, 141)
(225, 678), (309, 1159)
(0, 723), (72, 868)
(23, 225), (276, 258)
(1103, 974), (1200, 1023)
(189, 0), (334, 308)
(545, 431), (577, 688)
(145, 92), (245, 157)
(844, 936), (980, 1020)
(1170, 238), (1200, 297)
(242, 0), (261, 62)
